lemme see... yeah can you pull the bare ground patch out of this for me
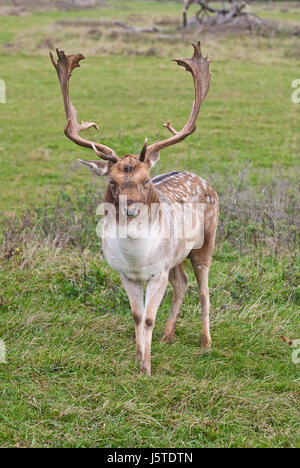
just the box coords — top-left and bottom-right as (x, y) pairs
(2, 19), (165, 57)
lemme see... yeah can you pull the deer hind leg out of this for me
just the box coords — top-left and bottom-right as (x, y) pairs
(161, 263), (188, 344)
(189, 242), (215, 349)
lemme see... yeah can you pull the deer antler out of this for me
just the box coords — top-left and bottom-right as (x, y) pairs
(50, 48), (119, 163)
(144, 41), (211, 161)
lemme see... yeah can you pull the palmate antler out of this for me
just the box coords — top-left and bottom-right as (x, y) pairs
(50, 42), (210, 165)
(50, 49), (119, 163)
(141, 41), (211, 162)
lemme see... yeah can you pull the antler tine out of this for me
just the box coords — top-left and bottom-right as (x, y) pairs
(146, 41), (211, 160)
(139, 137), (148, 162)
(91, 143), (112, 160)
(163, 120), (178, 136)
(50, 48), (119, 163)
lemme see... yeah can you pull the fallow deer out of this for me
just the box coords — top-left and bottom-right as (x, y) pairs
(50, 42), (218, 377)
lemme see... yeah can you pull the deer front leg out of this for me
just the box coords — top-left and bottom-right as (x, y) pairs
(119, 274), (145, 362)
(141, 271), (169, 377)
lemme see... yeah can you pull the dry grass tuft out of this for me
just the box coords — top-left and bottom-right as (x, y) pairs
(1, 171), (299, 262)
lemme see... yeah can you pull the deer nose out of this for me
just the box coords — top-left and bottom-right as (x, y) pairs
(120, 198), (139, 217)
(126, 205), (138, 217)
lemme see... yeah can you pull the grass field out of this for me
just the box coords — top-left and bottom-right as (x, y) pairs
(0, 0), (299, 448)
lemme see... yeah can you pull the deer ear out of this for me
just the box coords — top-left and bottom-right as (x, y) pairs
(78, 159), (110, 176)
(146, 151), (160, 169)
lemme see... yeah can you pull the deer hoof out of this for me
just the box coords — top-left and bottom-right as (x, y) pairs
(160, 333), (174, 344)
(141, 361), (151, 377)
(201, 337), (212, 350)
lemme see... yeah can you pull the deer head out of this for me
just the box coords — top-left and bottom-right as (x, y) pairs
(50, 43), (211, 216)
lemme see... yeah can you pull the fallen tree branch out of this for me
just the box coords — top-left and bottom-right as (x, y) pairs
(183, 0), (248, 28)
(114, 21), (160, 33)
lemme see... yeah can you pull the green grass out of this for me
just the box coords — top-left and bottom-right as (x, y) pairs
(0, 246), (299, 448)
(0, 0), (299, 448)
(0, 2), (299, 211)
(0, 51), (298, 211)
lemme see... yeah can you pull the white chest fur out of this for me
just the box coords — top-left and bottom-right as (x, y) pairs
(101, 201), (204, 282)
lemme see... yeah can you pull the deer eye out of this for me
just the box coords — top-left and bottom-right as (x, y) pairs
(143, 179), (150, 187)
(109, 180), (117, 190)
